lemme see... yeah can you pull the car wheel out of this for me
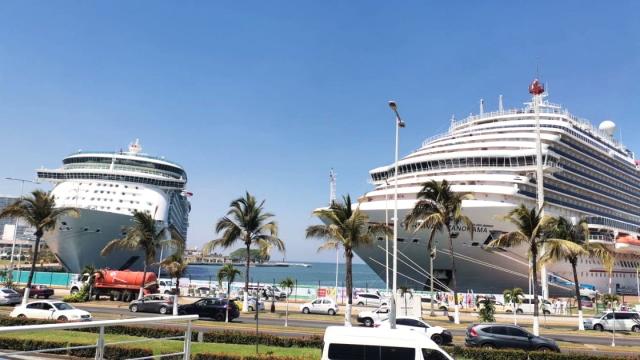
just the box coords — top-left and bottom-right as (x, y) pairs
(178, 309), (186, 315)
(17, 314), (26, 319)
(164, 291), (171, 295)
(516, 309), (524, 315)
(70, 288), (79, 295)
(328, 309), (336, 316)
(481, 343), (495, 349)
(159, 306), (168, 315)
(214, 313), (224, 321)
(357, 302), (364, 306)
(363, 318), (373, 327)
(537, 346), (552, 352)
(632, 325), (640, 333)
(130, 305), (138, 313)
(57, 316), (68, 322)
(594, 324), (604, 331)
(302, 307), (310, 314)
(248, 306), (254, 312)
(543, 310), (550, 315)
(44, 295), (50, 299)
(431, 334), (443, 345)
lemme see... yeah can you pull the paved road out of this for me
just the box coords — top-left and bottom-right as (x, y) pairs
(68, 303), (640, 347)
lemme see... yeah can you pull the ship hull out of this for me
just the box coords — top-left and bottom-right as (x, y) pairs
(43, 208), (166, 273)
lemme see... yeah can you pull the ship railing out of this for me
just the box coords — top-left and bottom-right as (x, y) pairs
(68, 151), (184, 168)
(0, 314), (198, 360)
(588, 235), (614, 243)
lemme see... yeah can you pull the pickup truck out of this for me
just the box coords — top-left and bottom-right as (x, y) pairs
(18, 285), (54, 299)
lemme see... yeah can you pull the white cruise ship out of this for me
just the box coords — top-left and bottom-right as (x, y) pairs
(356, 89), (640, 296)
(37, 140), (190, 273)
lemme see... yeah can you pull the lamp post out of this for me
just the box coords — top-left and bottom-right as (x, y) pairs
(388, 100), (405, 329)
(4, 177), (39, 282)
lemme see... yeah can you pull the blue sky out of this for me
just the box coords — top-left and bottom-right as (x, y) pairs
(0, 1), (638, 263)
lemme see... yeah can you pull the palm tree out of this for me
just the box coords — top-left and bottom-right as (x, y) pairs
(503, 287), (524, 325)
(159, 253), (188, 315)
(280, 277), (294, 327)
(203, 192), (284, 312)
(80, 264), (99, 300)
(306, 194), (389, 326)
(540, 216), (614, 330)
(399, 286), (413, 316)
(217, 264), (241, 322)
(404, 179), (474, 324)
(0, 190), (78, 304)
(101, 211), (181, 299)
(489, 204), (577, 335)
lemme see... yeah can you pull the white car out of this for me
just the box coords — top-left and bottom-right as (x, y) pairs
(356, 305), (390, 327)
(354, 292), (388, 307)
(300, 297), (338, 315)
(377, 316), (453, 345)
(10, 300), (92, 322)
(247, 296), (265, 312)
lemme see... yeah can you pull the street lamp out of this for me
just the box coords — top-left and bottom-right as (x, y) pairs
(3, 177), (39, 281)
(388, 100), (405, 330)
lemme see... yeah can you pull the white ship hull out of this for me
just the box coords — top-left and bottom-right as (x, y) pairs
(43, 208), (163, 273)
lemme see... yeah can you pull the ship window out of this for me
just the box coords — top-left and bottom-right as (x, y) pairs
(96, 229), (101, 233)
(412, 239), (419, 243)
(125, 185), (128, 188)
(397, 238), (405, 242)
(83, 228), (88, 231)
(116, 207), (120, 210)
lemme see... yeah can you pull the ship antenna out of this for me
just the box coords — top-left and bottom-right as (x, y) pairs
(479, 99), (484, 116)
(329, 168), (337, 206)
(498, 95), (504, 112)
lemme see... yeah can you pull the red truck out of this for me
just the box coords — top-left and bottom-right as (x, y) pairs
(70, 269), (158, 302)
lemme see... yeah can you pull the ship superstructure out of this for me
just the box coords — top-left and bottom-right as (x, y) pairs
(356, 92), (640, 295)
(37, 140), (190, 273)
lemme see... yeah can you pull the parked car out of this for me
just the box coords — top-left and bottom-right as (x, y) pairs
(18, 285), (54, 299)
(354, 292), (388, 307)
(178, 298), (239, 321)
(246, 296), (265, 312)
(300, 297), (338, 315)
(577, 295), (594, 309)
(0, 288), (22, 305)
(584, 311), (640, 332)
(465, 323), (559, 352)
(158, 279), (176, 294)
(10, 300), (92, 322)
(129, 294), (174, 314)
(505, 296), (552, 315)
(356, 305), (390, 327)
(377, 316), (453, 345)
(322, 326), (453, 360)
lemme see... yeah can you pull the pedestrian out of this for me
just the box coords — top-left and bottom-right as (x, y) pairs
(561, 299), (567, 315)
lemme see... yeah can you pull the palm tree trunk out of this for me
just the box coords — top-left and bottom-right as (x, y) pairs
(226, 279), (231, 323)
(173, 277), (180, 315)
(531, 246), (540, 336)
(447, 230), (460, 324)
(139, 263), (148, 300)
(571, 259), (584, 330)
(23, 233), (42, 304)
(345, 248), (353, 326)
(429, 250), (435, 317)
(243, 242), (250, 312)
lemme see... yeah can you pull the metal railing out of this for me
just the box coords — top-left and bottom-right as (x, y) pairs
(0, 314), (198, 360)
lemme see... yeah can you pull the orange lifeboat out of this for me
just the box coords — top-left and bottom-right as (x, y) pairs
(614, 234), (640, 254)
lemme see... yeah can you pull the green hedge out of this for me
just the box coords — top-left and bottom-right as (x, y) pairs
(0, 336), (152, 359)
(445, 345), (640, 360)
(193, 354), (306, 360)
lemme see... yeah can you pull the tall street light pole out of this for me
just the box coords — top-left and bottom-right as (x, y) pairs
(388, 101), (405, 329)
(4, 177), (39, 281)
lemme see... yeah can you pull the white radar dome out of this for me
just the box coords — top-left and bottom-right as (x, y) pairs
(598, 120), (616, 136)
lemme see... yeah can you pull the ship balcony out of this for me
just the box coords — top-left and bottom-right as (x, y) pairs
(587, 234), (614, 244)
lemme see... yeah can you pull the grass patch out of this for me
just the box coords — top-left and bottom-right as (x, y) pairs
(0, 330), (320, 358)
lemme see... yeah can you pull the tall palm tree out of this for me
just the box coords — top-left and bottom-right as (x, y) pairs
(0, 190), (78, 304)
(159, 253), (188, 315)
(540, 216), (614, 330)
(404, 179), (474, 324)
(280, 277), (294, 327)
(101, 211), (181, 299)
(204, 192), (284, 312)
(489, 204), (577, 335)
(306, 194), (389, 326)
(398, 286), (413, 316)
(217, 264), (241, 322)
(503, 287), (524, 325)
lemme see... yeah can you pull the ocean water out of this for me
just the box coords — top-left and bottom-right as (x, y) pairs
(183, 262), (386, 289)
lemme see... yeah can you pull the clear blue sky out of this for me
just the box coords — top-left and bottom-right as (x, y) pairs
(0, 2), (638, 263)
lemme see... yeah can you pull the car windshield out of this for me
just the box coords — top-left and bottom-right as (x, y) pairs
(53, 303), (74, 310)
(1, 289), (17, 294)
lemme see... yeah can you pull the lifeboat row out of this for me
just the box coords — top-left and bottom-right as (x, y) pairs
(614, 234), (640, 254)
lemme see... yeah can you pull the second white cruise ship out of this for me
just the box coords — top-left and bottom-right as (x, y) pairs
(37, 140), (190, 273)
(356, 85), (640, 296)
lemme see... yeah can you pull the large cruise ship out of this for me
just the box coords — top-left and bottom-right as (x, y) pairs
(37, 140), (190, 273)
(355, 88), (640, 296)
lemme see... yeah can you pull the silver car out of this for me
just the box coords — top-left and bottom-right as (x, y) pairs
(0, 288), (21, 305)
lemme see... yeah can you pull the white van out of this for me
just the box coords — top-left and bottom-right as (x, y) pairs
(321, 326), (453, 360)
(506, 296), (551, 315)
(584, 311), (640, 332)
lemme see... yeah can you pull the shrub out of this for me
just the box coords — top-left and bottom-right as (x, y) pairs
(193, 354), (306, 360)
(63, 283), (90, 302)
(0, 336), (152, 359)
(444, 345), (640, 360)
(202, 330), (322, 348)
(478, 299), (496, 322)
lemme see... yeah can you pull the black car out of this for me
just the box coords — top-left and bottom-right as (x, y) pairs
(178, 298), (239, 321)
(465, 324), (560, 352)
(129, 294), (174, 314)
